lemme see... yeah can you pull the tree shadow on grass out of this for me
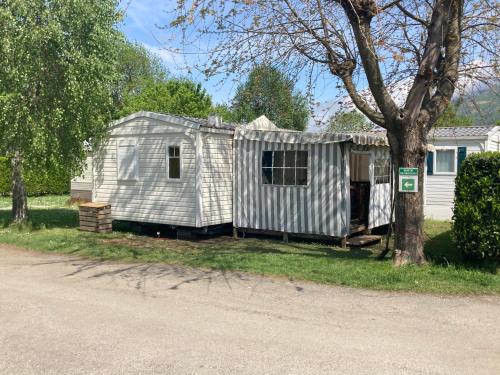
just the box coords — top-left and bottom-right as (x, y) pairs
(109, 221), (377, 262)
(424, 228), (499, 274)
(424, 229), (458, 263)
(0, 208), (79, 230)
(237, 241), (375, 260)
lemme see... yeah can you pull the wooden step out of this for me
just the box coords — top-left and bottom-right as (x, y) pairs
(349, 223), (367, 234)
(347, 235), (382, 247)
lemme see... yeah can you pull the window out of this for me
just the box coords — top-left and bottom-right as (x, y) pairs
(374, 158), (390, 184)
(435, 148), (456, 174)
(168, 146), (181, 179)
(262, 150), (308, 186)
(117, 141), (138, 181)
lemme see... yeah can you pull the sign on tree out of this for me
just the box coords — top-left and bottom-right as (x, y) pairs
(399, 168), (418, 193)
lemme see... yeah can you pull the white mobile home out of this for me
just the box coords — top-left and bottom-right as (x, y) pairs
(72, 111), (235, 228)
(425, 125), (499, 220)
(70, 156), (94, 201)
(233, 125), (392, 242)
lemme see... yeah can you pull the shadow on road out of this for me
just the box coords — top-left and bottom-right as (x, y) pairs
(27, 255), (291, 296)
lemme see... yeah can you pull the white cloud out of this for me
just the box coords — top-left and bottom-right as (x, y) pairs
(142, 43), (177, 65)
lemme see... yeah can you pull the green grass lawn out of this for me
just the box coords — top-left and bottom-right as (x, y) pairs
(0, 195), (498, 294)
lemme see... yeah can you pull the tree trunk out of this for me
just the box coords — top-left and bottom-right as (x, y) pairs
(387, 124), (427, 266)
(11, 152), (28, 222)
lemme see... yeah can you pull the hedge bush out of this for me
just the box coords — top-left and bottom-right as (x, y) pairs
(453, 152), (500, 259)
(0, 157), (70, 196)
(0, 158), (10, 195)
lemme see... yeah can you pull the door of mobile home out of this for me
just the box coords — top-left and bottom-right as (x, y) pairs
(348, 147), (391, 233)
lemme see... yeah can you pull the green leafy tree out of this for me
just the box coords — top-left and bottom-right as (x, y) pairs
(0, 0), (122, 221)
(119, 78), (213, 118)
(328, 111), (373, 132)
(113, 41), (168, 116)
(233, 65), (309, 130)
(113, 42), (218, 120)
(434, 104), (473, 127)
(211, 103), (237, 123)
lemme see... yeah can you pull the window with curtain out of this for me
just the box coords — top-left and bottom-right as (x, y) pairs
(168, 146), (181, 179)
(374, 158), (390, 184)
(262, 150), (308, 186)
(435, 149), (455, 173)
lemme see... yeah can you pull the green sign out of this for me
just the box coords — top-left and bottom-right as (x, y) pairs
(400, 178), (415, 192)
(398, 167), (419, 193)
(399, 167), (418, 176)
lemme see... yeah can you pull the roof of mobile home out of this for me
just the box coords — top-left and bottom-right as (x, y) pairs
(235, 129), (389, 146)
(109, 111), (238, 132)
(341, 125), (499, 143)
(427, 125), (498, 138)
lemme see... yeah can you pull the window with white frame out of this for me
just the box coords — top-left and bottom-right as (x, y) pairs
(117, 141), (138, 181)
(374, 158), (390, 184)
(435, 148), (456, 173)
(167, 145), (181, 179)
(262, 150), (308, 186)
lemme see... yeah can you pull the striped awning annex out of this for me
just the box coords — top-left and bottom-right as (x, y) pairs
(233, 128), (390, 238)
(234, 129), (389, 146)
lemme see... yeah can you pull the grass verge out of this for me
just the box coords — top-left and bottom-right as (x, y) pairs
(0, 195), (498, 294)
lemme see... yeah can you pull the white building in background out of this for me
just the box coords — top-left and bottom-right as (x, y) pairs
(424, 126), (499, 220)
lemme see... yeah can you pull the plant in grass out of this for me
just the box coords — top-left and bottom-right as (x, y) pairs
(453, 152), (500, 259)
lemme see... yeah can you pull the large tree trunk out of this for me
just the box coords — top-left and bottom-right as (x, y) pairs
(387, 123), (427, 266)
(11, 152), (28, 222)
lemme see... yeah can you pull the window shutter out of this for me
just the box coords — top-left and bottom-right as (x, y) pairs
(457, 147), (467, 171)
(117, 143), (138, 180)
(426, 152), (434, 175)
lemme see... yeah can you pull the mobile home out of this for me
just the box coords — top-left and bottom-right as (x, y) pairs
(425, 125), (499, 220)
(70, 156), (94, 201)
(233, 125), (392, 242)
(72, 111), (236, 228)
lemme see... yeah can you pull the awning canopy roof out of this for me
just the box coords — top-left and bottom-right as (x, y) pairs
(235, 128), (389, 146)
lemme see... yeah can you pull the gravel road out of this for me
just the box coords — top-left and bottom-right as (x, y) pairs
(1, 245), (499, 375)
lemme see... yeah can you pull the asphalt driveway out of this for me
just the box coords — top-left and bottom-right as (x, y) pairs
(1, 245), (499, 374)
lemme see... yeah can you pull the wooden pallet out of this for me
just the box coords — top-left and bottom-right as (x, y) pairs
(79, 202), (112, 233)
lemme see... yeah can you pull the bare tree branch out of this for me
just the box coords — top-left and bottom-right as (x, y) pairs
(396, 4), (430, 27)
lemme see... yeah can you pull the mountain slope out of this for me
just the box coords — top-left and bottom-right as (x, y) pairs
(311, 80), (499, 130)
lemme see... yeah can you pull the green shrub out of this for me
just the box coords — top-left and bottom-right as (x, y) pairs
(0, 157), (70, 196)
(0, 158), (10, 195)
(453, 152), (500, 259)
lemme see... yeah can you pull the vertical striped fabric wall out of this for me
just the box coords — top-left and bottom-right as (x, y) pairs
(233, 138), (348, 238)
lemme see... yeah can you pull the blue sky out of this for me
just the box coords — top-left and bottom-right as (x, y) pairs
(119, 0), (341, 106)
